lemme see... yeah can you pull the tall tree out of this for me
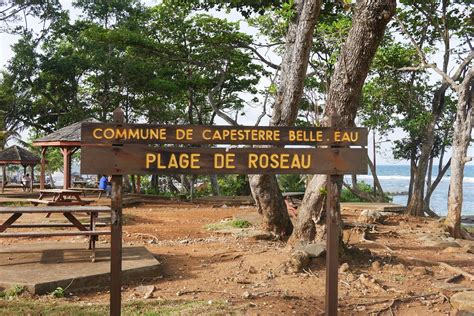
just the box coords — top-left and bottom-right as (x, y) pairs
(395, 0), (473, 216)
(292, 0), (396, 243)
(248, 0), (322, 238)
(446, 67), (473, 238)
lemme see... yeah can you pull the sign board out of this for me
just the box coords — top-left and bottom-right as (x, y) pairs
(81, 146), (367, 175)
(80, 113), (368, 316)
(82, 123), (368, 146)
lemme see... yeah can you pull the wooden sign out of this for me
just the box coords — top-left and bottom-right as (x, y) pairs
(81, 146), (367, 175)
(81, 123), (368, 146)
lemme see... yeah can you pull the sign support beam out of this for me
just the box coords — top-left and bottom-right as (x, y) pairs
(325, 174), (339, 315)
(110, 108), (124, 316)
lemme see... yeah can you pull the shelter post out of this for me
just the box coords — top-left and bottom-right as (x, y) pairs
(40, 147), (47, 190)
(1, 165), (5, 193)
(61, 148), (72, 189)
(30, 165), (35, 192)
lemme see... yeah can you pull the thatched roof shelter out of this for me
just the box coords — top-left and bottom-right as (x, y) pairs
(0, 145), (40, 192)
(32, 118), (100, 189)
(0, 145), (40, 166)
(33, 118), (99, 147)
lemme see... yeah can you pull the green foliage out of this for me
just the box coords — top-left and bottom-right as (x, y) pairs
(340, 182), (392, 203)
(51, 287), (65, 298)
(278, 174), (305, 192)
(217, 175), (250, 196)
(0, 285), (25, 299)
(230, 219), (252, 228)
(205, 219), (252, 230)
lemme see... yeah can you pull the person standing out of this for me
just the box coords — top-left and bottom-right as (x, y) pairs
(22, 173), (31, 192)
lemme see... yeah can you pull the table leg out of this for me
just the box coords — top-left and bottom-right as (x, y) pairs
(90, 211), (97, 263)
(63, 213), (88, 231)
(0, 213), (22, 232)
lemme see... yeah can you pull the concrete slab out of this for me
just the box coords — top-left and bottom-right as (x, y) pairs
(0, 242), (160, 294)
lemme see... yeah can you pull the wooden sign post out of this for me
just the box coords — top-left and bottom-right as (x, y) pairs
(110, 108), (124, 316)
(80, 112), (368, 316)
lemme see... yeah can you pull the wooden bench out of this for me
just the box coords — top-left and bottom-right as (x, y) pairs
(0, 206), (111, 262)
(71, 188), (105, 198)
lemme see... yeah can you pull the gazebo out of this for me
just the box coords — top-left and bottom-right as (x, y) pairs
(32, 118), (99, 189)
(0, 145), (40, 193)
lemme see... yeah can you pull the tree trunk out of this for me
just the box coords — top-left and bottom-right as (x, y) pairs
(292, 0), (396, 243)
(209, 174), (220, 196)
(406, 84), (449, 216)
(249, 0), (322, 238)
(445, 68), (473, 238)
(367, 155), (385, 200)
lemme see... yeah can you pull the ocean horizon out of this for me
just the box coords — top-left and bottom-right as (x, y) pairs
(351, 164), (474, 216)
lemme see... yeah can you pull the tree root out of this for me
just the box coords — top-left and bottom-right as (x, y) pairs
(406, 257), (474, 281)
(360, 229), (395, 253)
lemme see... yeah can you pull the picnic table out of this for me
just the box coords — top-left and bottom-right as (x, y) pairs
(28, 189), (91, 206)
(73, 180), (89, 188)
(0, 205), (111, 262)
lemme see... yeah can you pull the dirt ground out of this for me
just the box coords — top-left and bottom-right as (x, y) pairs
(1, 196), (474, 315)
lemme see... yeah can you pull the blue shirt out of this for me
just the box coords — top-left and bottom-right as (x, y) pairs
(99, 176), (108, 190)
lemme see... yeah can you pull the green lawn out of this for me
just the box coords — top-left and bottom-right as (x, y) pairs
(0, 298), (231, 315)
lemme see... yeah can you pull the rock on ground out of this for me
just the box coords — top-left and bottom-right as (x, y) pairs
(450, 291), (474, 312)
(358, 210), (387, 224)
(288, 250), (311, 273)
(294, 242), (325, 258)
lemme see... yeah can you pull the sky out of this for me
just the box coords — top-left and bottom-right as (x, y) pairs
(0, 0), (472, 166)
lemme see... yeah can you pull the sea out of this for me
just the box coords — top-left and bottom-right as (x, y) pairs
(51, 164), (474, 216)
(351, 165), (474, 216)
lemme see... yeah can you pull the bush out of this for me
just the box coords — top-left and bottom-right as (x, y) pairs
(278, 174), (305, 192)
(340, 181), (392, 202)
(217, 175), (250, 196)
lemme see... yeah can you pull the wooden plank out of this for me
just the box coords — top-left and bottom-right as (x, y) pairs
(0, 206), (111, 214)
(63, 212), (89, 231)
(10, 223), (108, 228)
(0, 213), (22, 232)
(81, 147), (368, 175)
(27, 199), (53, 205)
(82, 123), (368, 146)
(0, 231), (111, 237)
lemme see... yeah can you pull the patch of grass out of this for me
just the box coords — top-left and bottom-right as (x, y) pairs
(229, 219), (251, 228)
(463, 225), (474, 233)
(205, 219), (252, 231)
(0, 298), (229, 315)
(0, 201), (29, 207)
(0, 285), (25, 299)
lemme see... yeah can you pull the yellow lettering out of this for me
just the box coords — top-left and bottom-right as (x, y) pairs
(128, 129), (139, 139)
(157, 154), (166, 169)
(248, 154), (258, 168)
(226, 153), (235, 169)
(334, 131), (341, 142)
(115, 129), (126, 139)
(280, 154), (289, 169)
(146, 154), (156, 168)
(316, 131), (322, 142)
(289, 130), (295, 142)
(190, 154), (200, 169)
(301, 154), (311, 168)
(270, 154), (280, 168)
(103, 128), (115, 140)
(92, 128), (103, 139)
(176, 129), (186, 140)
(350, 132), (359, 142)
(168, 154), (178, 168)
(290, 155), (301, 168)
(202, 129), (211, 140)
(214, 154), (225, 168)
